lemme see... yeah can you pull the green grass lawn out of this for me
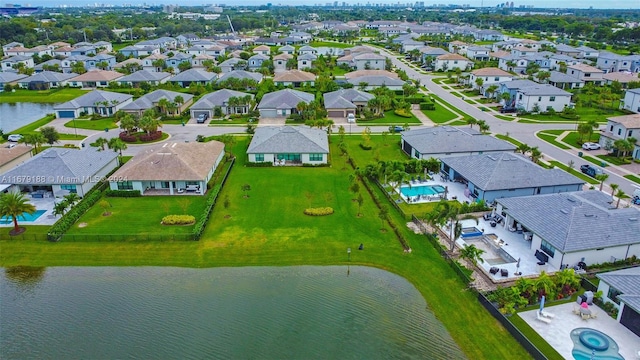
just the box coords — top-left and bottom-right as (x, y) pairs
(596, 154), (632, 166)
(357, 110), (421, 125)
(520, 105), (626, 124)
(67, 196), (207, 238)
(64, 118), (118, 130)
(495, 134), (524, 147)
(624, 174), (640, 184)
(560, 131), (600, 149)
(8, 114), (55, 134)
(536, 131), (571, 150)
(58, 133), (87, 140)
(309, 41), (353, 49)
(422, 107), (458, 124)
(581, 155), (605, 167)
(495, 115), (516, 121)
(549, 161), (599, 184)
(0, 88), (88, 103)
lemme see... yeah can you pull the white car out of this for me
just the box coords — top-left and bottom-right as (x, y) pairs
(582, 142), (601, 150)
(7, 134), (23, 142)
(347, 113), (356, 123)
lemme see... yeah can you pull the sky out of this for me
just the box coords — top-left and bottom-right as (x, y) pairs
(19, 0), (640, 9)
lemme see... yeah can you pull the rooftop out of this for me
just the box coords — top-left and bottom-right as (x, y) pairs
(402, 126), (516, 155)
(247, 126), (328, 154)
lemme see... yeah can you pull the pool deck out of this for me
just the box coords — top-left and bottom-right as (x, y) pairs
(519, 303), (640, 360)
(0, 197), (57, 227)
(396, 178), (473, 204)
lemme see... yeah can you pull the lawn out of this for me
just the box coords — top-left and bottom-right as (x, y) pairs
(0, 137), (533, 360)
(0, 88), (88, 103)
(357, 110), (421, 125)
(560, 131), (600, 149)
(495, 134), (524, 146)
(624, 174), (640, 184)
(422, 107), (458, 124)
(309, 41), (353, 49)
(520, 105), (626, 124)
(536, 131), (571, 150)
(596, 154), (632, 166)
(9, 114), (55, 134)
(67, 196), (208, 238)
(495, 115), (516, 121)
(58, 133), (87, 140)
(64, 118), (118, 130)
(548, 161), (599, 185)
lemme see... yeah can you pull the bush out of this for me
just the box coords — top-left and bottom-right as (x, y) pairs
(420, 102), (435, 110)
(48, 190), (103, 241)
(394, 109), (413, 118)
(359, 143), (372, 150)
(119, 132), (137, 142)
(161, 215), (196, 225)
(104, 189), (142, 197)
(304, 207), (334, 216)
(246, 161), (273, 167)
(139, 131), (162, 142)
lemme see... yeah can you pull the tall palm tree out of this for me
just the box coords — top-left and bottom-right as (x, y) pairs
(63, 193), (81, 207)
(91, 137), (109, 151)
(615, 189), (629, 208)
(0, 192), (36, 235)
(108, 137), (128, 157)
(595, 173), (609, 191)
(609, 183), (619, 198)
(534, 271), (555, 300)
(460, 244), (485, 266)
(486, 85), (499, 99)
(52, 200), (69, 217)
(529, 146), (542, 164)
(517, 143), (531, 154)
(426, 201), (478, 252)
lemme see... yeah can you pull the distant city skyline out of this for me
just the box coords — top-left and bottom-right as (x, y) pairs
(16, 0), (640, 9)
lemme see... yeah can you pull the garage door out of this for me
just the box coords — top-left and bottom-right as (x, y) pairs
(327, 110), (344, 118)
(57, 111), (75, 118)
(260, 109), (277, 118)
(620, 305), (640, 337)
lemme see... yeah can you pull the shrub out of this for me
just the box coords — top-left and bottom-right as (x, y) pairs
(139, 131), (162, 142)
(246, 162), (273, 167)
(304, 207), (334, 216)
(48, 190), (103, 241)
(359, 143), (372, 150)
(104, 189), (142, 197)
(119, 132), (137, 142)
(420, 102), (435, 110)
(394, 109), (413, 118)
(161, 215), (196, 225)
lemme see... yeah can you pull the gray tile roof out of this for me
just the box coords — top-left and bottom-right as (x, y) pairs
(257, 89), (314, 110)
(121, 89), (193, 111)
(497, 191), (640, 253)
(442, 153), (583, 191)
(190, 89), (253, 110)
(346, 75), (405, 87)
(219, 58), (243, 67)
(0, 148), (117, 185)
(323, 89), (374, 109)
(34, 59), (63, 71)
(170, 69), (217, 82)
(217, 70), (263, 83)
(402, 126), (516, 155)
(549, 71), (583, 84)
(20, 71), (78, 83)
(0, 72), (27, 83)
(2, 55), (32, 62)
(54, 90), (132, 110)
(117, 70), (171, 83)
(597, 267), (640, 312)
(247, 126), (329, 154)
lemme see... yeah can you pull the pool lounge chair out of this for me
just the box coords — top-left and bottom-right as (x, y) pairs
(536, 311), (551, 324)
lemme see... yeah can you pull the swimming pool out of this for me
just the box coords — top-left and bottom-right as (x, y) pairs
(0, 210), (46, 224)
(570, 328), (623, 360)
(400, 185), (446, 197)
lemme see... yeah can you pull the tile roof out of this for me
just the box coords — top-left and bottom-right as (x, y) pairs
(121, 89), (193, 111)
(273, 70), (316, 83)
(20, 71), (78, 83)
(54, 90), (132, 109)
(110, 141), (225, 181)
(568, 63), (603, 73)
(344, 70), (398, 80)
(190, 89), (253, 110)
(471, 67), (513, 77)
(323, 89), (374, 109)
(247, 126), (328, 154)
(257, 89), (314, 110)
(0, 144), (32, 166)
(606, 114), (640, 129)
(437, 53), (469, 61)
(170, 69), (217, 82)
(548, 71), (583, 83)
(603, 72), (639, 83)
(0, 72), (27, 83)
(402, 126), (516, 155)
(116, 70), (171, 82)
(497, 191), (640, 253)
(69, 70), (123, 82)
(217, 70), (263, 83)
(346, 75), (405, 87)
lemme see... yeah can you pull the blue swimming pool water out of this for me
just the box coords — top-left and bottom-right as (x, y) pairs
(570, 328), (623, 360)
(0, 210), (46, 224)
(400, 185), (446, 197)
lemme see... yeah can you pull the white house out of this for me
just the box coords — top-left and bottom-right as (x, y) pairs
(469, 67), (515, 91)
(514, 84), (572, 112)
(54, 90), (133, 119)
(1, 55), (34, 72)
(599, 114), (640, 160)
(466, 46), (491, 61)
(596, 268), (640, 337)
(621, 88), (640, 114)
(297, 53), (317, 70)
(247, 126), (329, 165)
(434, 54), (472, 72)
(257, 89), (314, 118)
(567, 64), (604, 86)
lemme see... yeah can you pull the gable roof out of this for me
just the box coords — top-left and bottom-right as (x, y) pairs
(597, 268), (640, 312)
(247, 126), (329, 154)
(437, 53), (469, 61)
(442, 152), (583, 191)
(54, 90), (132, 109)
(402, 126), (517, 155)
(0, 148), (117, 184)
(121, 89), (193, 111)
(0, 144), (32, 167)
(603, 72), (639, 83)
(497, 191), (640, 253)
(549, 71), (584, 84)
(190, 89), (253, 110)
(257, 89), (314, 110)
(568, 63), (603, 73)
(471, 67), (513, 77)
(346, 75), (405, 87)
(117, 70), (171, 82)
(110, 141), (225, 181)
(170, 69), (217, 82)
(344, 70), (398, 80)
(69, 70), (123, 82)
(0, 72), (27, 83)
(113, 58), (143, 68)
(606, 114), (640, 129)
(323, 89), (374, 109)
(273, 70), (316, 83)
(517, 83), (572, 97)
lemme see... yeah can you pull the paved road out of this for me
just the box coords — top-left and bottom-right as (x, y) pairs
(371, 46), (639, 197)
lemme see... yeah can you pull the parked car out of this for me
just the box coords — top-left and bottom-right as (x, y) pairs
(582, 142), (601, 150)
(580, 164), (604, 178)
(389, 126), (404, 133)
(347, 113), (356, 123)
(196, 113), (209, 124)
(500, 107), (517, 114)
(7, 134), (23, 142)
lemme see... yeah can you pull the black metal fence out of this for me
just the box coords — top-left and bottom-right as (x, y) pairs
(580, 277), (598, 292)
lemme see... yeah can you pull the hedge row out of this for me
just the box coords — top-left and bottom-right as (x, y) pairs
(304, 207), (334, 216)
(48, 190), (103, 241)
(192, 183), (222, 239)
(161, 215), (196, 225)
(393, 109), (413, 118)
(420, 102), (436, 110)
(140, 131), (163, 142)
(105, 190), (142, 197)
(246, 162), (273, 167)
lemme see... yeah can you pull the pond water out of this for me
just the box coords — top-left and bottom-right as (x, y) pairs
(0, 266), (466, 360)
(0, 103), (57, 133)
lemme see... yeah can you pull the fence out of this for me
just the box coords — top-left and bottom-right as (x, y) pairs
(0, 233), (49, 241)
(57, 233), (195, 242)
(193, 157), (235, 240)
(580, 277), (598, 292)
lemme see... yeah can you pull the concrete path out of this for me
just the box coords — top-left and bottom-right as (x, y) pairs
(410, 104), (434, 126)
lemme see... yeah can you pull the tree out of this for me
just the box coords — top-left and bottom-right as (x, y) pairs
(595, 173), (609, 191)
(615, 189), (629, 208)
(40, 126), (60, 145)
(426, 201), (477, 252)
(242, 184), (251, 198)
(63, 193), (81, 207)
(108, 137), (127, 157)
(178, 61), (192, 72)
(500, 92), (511, 107)
(119, 114), (137, 134)
(478, 120), (490, 133)
(91, 137), (109, 151)
(460, 244), (485, 266)
(378, 205), (389, 230)
(486, 85), (499, 99)
(99, 199), (111, 216)
(475, 77), (484, 89)
(537, 71), (551, 83)
(138, 115), (161, 135)
(52, 200), (69, 217)
(466, 118), (478, 129)
(577, 123), (592, 144)
(529, 146), (542, 164)
(0, 192), (36, 235)
(71, 61), (87, 74)
(534, 271), (555, 300)
(517, 143), (531, 154)
(356, 192), (364, 217)
(609, 183), (619, 198)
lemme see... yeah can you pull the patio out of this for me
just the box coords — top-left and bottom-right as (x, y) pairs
(395, 175), (478, 204)
(455, 216), (559, 282)
(0, 196), (58, 227)
(519, 303), (640, 360)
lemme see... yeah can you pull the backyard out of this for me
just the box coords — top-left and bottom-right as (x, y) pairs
(0, 88), (88, 103)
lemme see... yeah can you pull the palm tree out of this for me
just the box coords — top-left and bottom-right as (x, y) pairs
(500, 92), (511, 107)
(108, 137), (128, 157)
(595, 173), (609, 191)
(460, 244), (485, 266)
(529, 146), (542, 164)
(585, 119), (599, 142)
(63, 193), (81, 207)
(517, 143), (531, 154)
(615, 189), (629, 208)
(138, 115), (162, 135)
(609, 183), (619, 198)
(534, 271), (555, 300)
(119, 114), (137, 134)
(426, 201), (478, 252)
(478, 120), (490, 134)
(0, 192), (36, 235)
(157, 98), (170, 116)
(91, 137), (109, 151)
(174, 95), (184, 112)
(52, 200), (69, 217)
(466, 118), (478, 129)
(486, 84), (499, 100)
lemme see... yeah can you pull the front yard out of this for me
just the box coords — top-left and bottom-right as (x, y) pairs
(357, 110), (421, 125)
(64, 118), (118, 130)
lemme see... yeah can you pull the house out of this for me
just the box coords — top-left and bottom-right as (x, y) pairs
(599, 114), (640, 160)
(596, 268), (640, 337)
(278, 45), (295, 55)
(84, 54), (117, 71)
(346, 75), (405, 91)
(0, 144), (32, 174)
(621, 88), (640, 114)
(466, 46), (491, 61)
(469, 67), (515, 91)
(54, 90), (133, 119)
(94, 41), (113, 52)
(67, 70), (124, 89)
(0, 147), (118, 198)
(2, 42), (23, 54)
(419, 46), (449, 64)
(165, 52), (193, 73)
(289, 31), (313, 43)
(434, 54), (472, 72)
(189, 89), (254, 119)
(257, 89), (314, 118)
(547, 71), (584, 90)
(142, 53), (169, 72)
(273, 53), (293, 72)
(116, 70), (172, 87)
(169, 69), (217, 87)
(401, 40), (424, 53)
(297, 53), (317, 70)
(34, 59), (64, 73)
(218, 57), (246, 73)
(401, 126), (516, 159)
(495, 190), (640, 273)
(440, 152), (584, 203)
(597, 52), (633, 73)
(323, 89), (374, 118)
(17, 71), (77, 90)
(448, 41), (469, 55)
(549, 54), (581, 71)
(108, 141), (225, 196)
(176, 33), (200, 47)
(191, 54), (216, 69)
(555, 44), (581, 58)
(1, 55), (34, 72)
(253, 45), (271, 55)
(351, 52), (386, 70)
(248, 54), (269, 71)
(247, 126), (329, 165)
(344, 70), (398, 80)
(119, 45), (160, 58)
(0, 73), (27, 91)
(473, 29), (504, 41)
(113, 58), (143, 72)
(497, 80), (572, 112)
(576, 45), (599, 59)
(121, 89), (194, 117)
(567, 64), (604, 85)
(298, 45), (317, 55)
(511, 46), (538, 57)
(273, 70), (316, 87)
(603, 72), (639, 89)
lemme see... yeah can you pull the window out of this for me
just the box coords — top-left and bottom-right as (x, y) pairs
(277, 153), (301, 161)
(453, 61), (458, 64)
(608, 286), (623, 304)
(518, 94), (523, 100)
(117, 181), (133, 190)
(309, 154), (323, 161)
(60, 184), (77, 193)
(609, 125), (613, 132)
(628, 130), (633, 137)
(540, 240), (555, 258)
(618, 129), (622, 136)
(538, 96), (542, 102)
(255, 154), (264, 162)
(494, 77), (499, 81)
(550, 96), (556, 102)
(584, 73), (591, 77)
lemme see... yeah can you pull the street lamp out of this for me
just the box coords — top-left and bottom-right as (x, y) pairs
(347, 247), (351, 262)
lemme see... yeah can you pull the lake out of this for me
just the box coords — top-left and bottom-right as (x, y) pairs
(0, 103), (57, 133)
(0, 266), (466, 360)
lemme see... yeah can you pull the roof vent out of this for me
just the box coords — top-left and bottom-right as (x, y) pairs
(560, 209), (569, 214)
(567, 198), (576, 202)
(584, 214), (594, 217)
(630, 218), (638, 221)
(487, 155), (496, 161)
